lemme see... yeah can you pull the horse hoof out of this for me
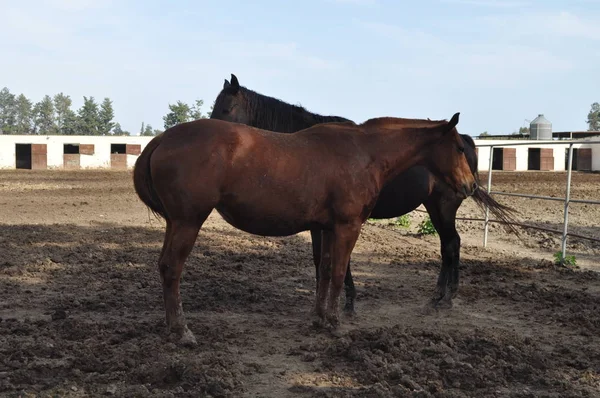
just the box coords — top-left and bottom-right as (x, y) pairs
(326, 314), (340, 330)
(178, 327), (198, 347)
(428, 296), (453, 310)
(311, 315), (326, 330)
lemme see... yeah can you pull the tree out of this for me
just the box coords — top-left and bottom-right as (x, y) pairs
(0, 87), (17, 134)
(113, 122), (124, 135)
(163, 101), (191, 129)
(34, 95), (56, 135)
(190, 99), (213, 120)
(518, 126), (529, 135)
(153, 128), (164, 136)
(139, 122), (145, 136)
(479, 131), (489, 137)
(144, 124), (154, 136)
(77, 96), (100, 135)
(587, 102), (600, 131)
(14, 94), (33, 134)
(112, 122), (130, 136)
(54, 93), (76, 135)
(98, 97), (115, 135)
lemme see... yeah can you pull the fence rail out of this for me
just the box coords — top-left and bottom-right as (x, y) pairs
(475, 140), (600, 262)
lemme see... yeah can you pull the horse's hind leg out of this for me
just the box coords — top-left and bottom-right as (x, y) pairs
(343, 262), (357, 316)
(424, 195), (462, 309)
(158, 216), (206, 345)
(311, 229), (357, 317)
(310, 229), (322, 293)
(325, 222), (361, 328)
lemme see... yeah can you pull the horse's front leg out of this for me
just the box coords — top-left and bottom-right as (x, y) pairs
(424, 196), (462, 309)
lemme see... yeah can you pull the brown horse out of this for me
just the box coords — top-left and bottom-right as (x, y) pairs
(210, 74), (517, 314)
(133, 115), (476, 344)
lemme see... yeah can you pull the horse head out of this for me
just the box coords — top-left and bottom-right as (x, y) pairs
(210, 74), (251, 125)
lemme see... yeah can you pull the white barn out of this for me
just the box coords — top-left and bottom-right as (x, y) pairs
(0, 135), (153, 169)
(0, 134), (599, 172)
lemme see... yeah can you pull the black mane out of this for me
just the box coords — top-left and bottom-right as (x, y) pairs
(227, 85), (352, 133)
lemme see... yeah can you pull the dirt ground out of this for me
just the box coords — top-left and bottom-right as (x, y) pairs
(0, 170), (599, 398)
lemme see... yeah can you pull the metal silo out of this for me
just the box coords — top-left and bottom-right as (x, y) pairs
(530, 114), (552, 140)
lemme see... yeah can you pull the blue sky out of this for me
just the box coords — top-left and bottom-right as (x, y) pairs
(1, 0), (599, 136)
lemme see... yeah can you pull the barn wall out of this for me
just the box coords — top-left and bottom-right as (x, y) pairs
(472, 140), (600, 172)
(0, 136), (154, 169)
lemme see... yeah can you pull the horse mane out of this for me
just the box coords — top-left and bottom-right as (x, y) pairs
(226, 85), (352, 133)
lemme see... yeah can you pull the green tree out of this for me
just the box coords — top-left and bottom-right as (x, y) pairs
(518, 126), (529, 135)
(113, 122), (124, 135)
(14, 94), (33, 134)
(0, 87), (17, 134)
(163, 101), (191, 129)
(62, 109), (78, 135)
(479, 131), (489, 137)
(54, 93), (74, 135)
(153, 128), (163, 136)
(190, 99), (215, 120)
(77, 96), (100, 135)
(98, 97), (115, 135)
(112, 122), (130, 136)
(587, 102), (600, 131)
(34, 95), (56, 135)
(190, 99), (213, 120)
(140, 122), (154, 136)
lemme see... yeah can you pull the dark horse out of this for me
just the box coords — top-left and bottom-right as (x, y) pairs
(133, 114), (477, 344)
(210, 74), (516, 314)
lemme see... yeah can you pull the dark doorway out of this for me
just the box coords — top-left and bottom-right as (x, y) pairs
(111, 144), (127, 154)
(16, 144), (32, 169)
(528, 148), (541, 170)
(64, 144), (80, 154)
(492, 148), (504, 170)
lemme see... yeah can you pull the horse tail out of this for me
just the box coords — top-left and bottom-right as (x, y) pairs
(133, 133), (167, 220)
(471, 173), (521, 236)
(460, 134), (520, 235)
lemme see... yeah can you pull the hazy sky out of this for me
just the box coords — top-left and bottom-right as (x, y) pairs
(1, 0), (599, 136)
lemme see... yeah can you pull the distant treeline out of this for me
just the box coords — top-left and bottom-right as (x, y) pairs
(0, 87), (214, 136)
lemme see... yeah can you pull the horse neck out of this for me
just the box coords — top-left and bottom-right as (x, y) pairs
(363, 126), (442, 184)
(244, 91), (348, 133)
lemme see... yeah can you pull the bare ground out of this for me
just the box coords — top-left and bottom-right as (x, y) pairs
(0, 170), (599, 397)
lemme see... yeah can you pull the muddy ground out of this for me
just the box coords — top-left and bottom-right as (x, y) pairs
(0, 170), (599, 397)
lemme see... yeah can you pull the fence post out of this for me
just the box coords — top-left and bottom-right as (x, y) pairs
(483, 146), (494, 247)
(561, 143), (574, 261)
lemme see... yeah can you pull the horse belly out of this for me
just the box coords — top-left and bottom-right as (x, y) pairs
(215, 201), (314, 237)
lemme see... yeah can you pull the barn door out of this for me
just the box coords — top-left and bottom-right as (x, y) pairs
(63, 154), (80, 169)
(540, 148), (554, 171)
(577, 148), (592, 171)
(502, 148), (516, 171)
(31, 144), (47, 170)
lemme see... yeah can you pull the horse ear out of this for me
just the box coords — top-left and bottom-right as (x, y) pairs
(446, 112), (460, 133)
(223, 79), (230, 89)
(231, 74), (240, 91)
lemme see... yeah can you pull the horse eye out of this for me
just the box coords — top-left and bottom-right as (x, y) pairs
(458, 146), (465, 154)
